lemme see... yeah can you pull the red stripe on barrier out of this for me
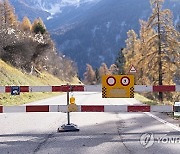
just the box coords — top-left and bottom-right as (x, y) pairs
(26, 106), (49, 112)
(72, 85), (84, 91)
(0, 106), (3, 113)
(5, 86), (11, 92)
(61, 85), (70, 92)
(52, 86), (61, 92)
(153, 85), (175, 92)
(81, 106), (104, 112)
(128, 106), (150, 112)
(20, 86), (29, 92)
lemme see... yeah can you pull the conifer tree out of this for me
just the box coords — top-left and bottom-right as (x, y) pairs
(32, 18), (46, 34)
(99, 63), (111, 79)
(123, 0), (179, 102)
(123, 30), (140, 76)
(142, 0), (179, 101)
(1, 0), (18, 28)
(0, 1), (4, 29)
(115, 48), (125, 74)
(21, 16), (31, 31)
(83, 64), (96, 85)
(95, 68), (100, 84)
(109, 64), (118, 75)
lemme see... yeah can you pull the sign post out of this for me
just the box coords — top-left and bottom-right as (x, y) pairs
(174, 102), (180, 117)
(102, 75), (134, 98)
(58, 84), (79, 132)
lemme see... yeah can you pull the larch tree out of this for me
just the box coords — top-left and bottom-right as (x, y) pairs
(109, 64), (118, 75)
(0, 0), (18, 29)
(83, 64), (96, 85)
(136, 20), (156, 85)
(123, 0), (179, 102)
(98, 63), (111, 80)
(139, 0), (179, 102)
(123, 29), (140, 80)
(0, 1), (4, 29)
(21, 16), (31, 32)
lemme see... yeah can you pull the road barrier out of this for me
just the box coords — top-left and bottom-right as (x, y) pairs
(85, 85), (180, 92)
(0, 105), (175, 113)
(0, 85), (84, 93)
(0, 84), (179, 132)
(0, 85), (180, 93)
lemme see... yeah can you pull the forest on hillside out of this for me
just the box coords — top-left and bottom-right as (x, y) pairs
(0, 0), (77, 81)
(83, 0), (180, 103)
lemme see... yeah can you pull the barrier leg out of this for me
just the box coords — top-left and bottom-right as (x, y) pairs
(58, 88), (79, 132)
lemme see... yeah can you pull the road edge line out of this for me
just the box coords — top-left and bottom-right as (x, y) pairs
(145, 112), (180, 132)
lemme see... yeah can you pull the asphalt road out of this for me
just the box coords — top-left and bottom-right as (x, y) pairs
(0, 92), (180, 154)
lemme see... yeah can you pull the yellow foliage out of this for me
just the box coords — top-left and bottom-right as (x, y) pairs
(21, 16), (31, 31)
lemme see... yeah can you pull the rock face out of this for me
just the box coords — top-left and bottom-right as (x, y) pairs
(11, 0), (180, 77)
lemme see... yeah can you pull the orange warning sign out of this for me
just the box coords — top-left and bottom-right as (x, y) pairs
(102, 75), (134, 98)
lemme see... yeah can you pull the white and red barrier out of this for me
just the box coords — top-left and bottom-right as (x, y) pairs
(84, 85), (180, 92)
(1, 84), (178, 132)
(0, 105), (175, 113)
(0, 85), (84, 93)
(0, 85), (179, 114)
(135, 85), (180, 92)
(0, 85), (179, 93)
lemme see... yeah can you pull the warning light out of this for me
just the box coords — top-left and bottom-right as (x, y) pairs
(106, 76), (116, 86)
(70, 96), (75, 104)
(69, 94), (78, 112)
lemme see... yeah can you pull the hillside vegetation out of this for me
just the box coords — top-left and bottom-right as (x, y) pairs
(83, 0), (180, 104)
(0, 60), (80, 106)
(0, 0), (81, 106)
(0, 0), (77, 82)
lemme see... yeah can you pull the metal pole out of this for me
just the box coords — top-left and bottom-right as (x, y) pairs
(67, 90), (70, 125)
(57, 84), (79, 132)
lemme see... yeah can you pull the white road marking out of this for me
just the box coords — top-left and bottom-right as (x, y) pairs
(145, 112), (180, 132)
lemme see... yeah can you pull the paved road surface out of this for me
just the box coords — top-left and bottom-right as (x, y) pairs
(0, 92), (180, 154)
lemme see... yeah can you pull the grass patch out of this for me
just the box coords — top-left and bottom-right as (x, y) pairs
(0, 60), (80, 106)
(135, 93), (180, 120)
(135, 93), (158, 105)
(0, 92), (61, 106)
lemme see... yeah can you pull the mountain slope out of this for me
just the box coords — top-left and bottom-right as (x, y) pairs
(51, 0), (180, 76)
(10, 0), (180, 77)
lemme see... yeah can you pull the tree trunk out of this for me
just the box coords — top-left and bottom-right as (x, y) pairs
(157, 3), (163, 103)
